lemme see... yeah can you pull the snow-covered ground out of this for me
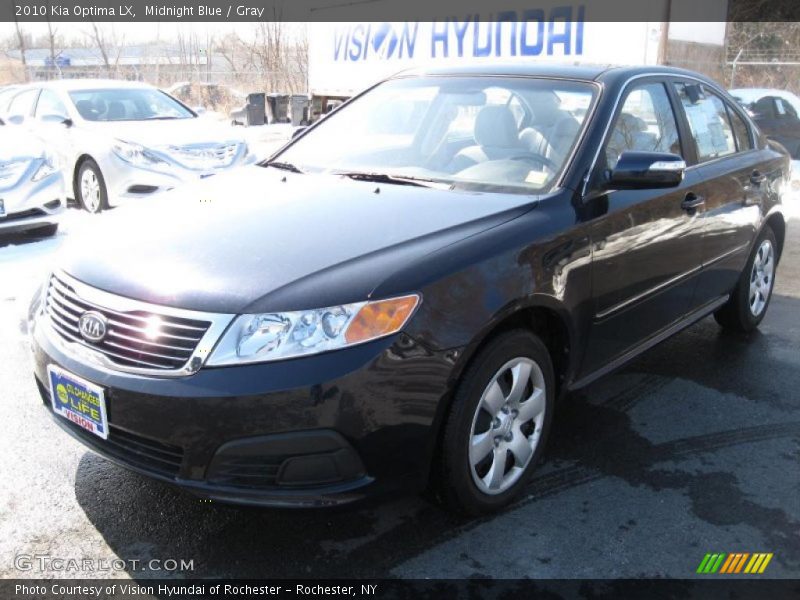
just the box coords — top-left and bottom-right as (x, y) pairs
(0, 209), (92, 343)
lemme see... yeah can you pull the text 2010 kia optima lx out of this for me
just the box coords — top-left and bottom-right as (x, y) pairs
(30, 65), (788, 514)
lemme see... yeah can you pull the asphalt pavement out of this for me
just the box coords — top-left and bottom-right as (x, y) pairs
(0, 208), (798, 580)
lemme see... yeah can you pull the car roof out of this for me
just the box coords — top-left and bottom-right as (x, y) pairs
(390, 63), (720, 85)
(34, 79), (156, 92)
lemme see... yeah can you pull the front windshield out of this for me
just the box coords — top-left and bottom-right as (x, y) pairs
(68, 88), (195, 122)
(275, 76), (597, 193)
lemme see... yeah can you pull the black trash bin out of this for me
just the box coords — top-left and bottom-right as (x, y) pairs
(290, 94), (310, 125)
(266, 93), (290, 124)
(245, 93), (266, 126)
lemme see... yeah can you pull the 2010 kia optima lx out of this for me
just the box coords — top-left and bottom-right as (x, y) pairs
(30, 65), (788, 514)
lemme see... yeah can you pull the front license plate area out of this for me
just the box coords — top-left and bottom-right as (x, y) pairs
(48, 365), (108, 440)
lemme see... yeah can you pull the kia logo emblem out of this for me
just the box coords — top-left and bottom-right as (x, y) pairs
(78, 311), (108, 343)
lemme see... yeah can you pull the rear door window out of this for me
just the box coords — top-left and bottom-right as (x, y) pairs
(7, 89), (39, 118)
(776, 97), (798, 119)
(673, 83), (736, 162)
(35, 89), (69, 119)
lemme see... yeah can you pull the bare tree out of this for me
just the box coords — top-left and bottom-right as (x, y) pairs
(249, 17), (308, 93)
(89, 22), (125, 77)
(726, 22), (800, 92)
(12, 11), (29, 82)
(45, 0), (62, 79)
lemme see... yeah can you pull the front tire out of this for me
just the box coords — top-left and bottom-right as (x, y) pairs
(434, 330), (555, 515)
(714, 226), (778, 332)
(77, 159), (109, 213)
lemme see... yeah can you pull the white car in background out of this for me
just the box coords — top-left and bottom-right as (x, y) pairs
(4, 79), (255, 213)
(730, 87), (800, 187)
(0, 122), (65, 237)
(729, 88), (800, 116)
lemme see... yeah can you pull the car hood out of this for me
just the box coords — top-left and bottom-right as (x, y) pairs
(84, 117), (246, 148)
(59, 167), (538, 314)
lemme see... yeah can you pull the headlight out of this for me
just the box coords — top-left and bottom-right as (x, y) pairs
(31, 154), (59, 182)
(112, 140), (168, 168)
(206, 294), (420, 366)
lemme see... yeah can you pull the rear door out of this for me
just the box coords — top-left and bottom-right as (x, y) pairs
(670, 82), (765, 305)
(580, 78), (705, 376)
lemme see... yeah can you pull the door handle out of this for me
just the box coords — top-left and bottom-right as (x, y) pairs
(750, 170), (766, 185)
(681, 192), (705, 211)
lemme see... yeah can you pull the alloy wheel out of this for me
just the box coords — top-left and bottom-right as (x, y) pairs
(468, 357), (547, 495)
(749, 239), (774, 317)
(80, 169), (102, 212)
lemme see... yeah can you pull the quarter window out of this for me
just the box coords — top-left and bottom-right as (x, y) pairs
(674, 83), (736, 162)
(604, 83), (681, 169)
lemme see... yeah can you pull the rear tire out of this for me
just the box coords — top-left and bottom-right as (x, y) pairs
(77, 159), (109, 213)
(714, 226), (778, 332)
(434, 330), (555, 515)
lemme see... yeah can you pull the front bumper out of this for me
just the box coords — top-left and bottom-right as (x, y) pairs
(101, 152), (256, 207)
(0, 171), (65, 234)
(32, 316), (455, 507)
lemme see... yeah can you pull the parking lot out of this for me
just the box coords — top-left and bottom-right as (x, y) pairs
(1, 203), (798, 580)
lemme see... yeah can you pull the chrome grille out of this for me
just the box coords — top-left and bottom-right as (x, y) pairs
(44, 273), (212, 371)
(169, 143), (240, 169)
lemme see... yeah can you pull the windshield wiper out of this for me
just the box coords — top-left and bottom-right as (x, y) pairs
(335, 171), (449, 189)
(143, 116), (181, 121)
(265, 160), (305, 174)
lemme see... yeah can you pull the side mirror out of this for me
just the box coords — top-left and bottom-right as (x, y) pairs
(291, 126), (308, 139)
(41, 114), (72, 127)
(7, 115), (24, 125)
(193, 106), (207, 115)
(608, 151), (685, 189)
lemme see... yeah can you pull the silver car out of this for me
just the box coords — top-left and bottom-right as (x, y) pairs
(0, 123), (65, 237)
(5, 79), (254, 213)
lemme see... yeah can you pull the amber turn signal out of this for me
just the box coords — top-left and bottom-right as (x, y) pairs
(345, 295), (420, 344)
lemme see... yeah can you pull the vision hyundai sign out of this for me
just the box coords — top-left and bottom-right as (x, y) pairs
(309, 8), (725, 97)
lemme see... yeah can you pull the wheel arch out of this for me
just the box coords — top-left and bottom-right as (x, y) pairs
(424, 297), (575, 492)
(764, 210), (786, 262)
(447, 296), (577, 405)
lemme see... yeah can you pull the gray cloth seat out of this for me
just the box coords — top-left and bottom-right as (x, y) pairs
(106, 101), (126, 120)
(518, 119), (579, 166)
(448, 105), (523, 173)
(518, 93), (580, 166)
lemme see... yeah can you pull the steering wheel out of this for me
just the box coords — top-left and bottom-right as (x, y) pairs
(509, 152), (559, 173)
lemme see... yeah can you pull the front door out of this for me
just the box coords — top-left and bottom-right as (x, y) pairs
(579, 79), (705, 376)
